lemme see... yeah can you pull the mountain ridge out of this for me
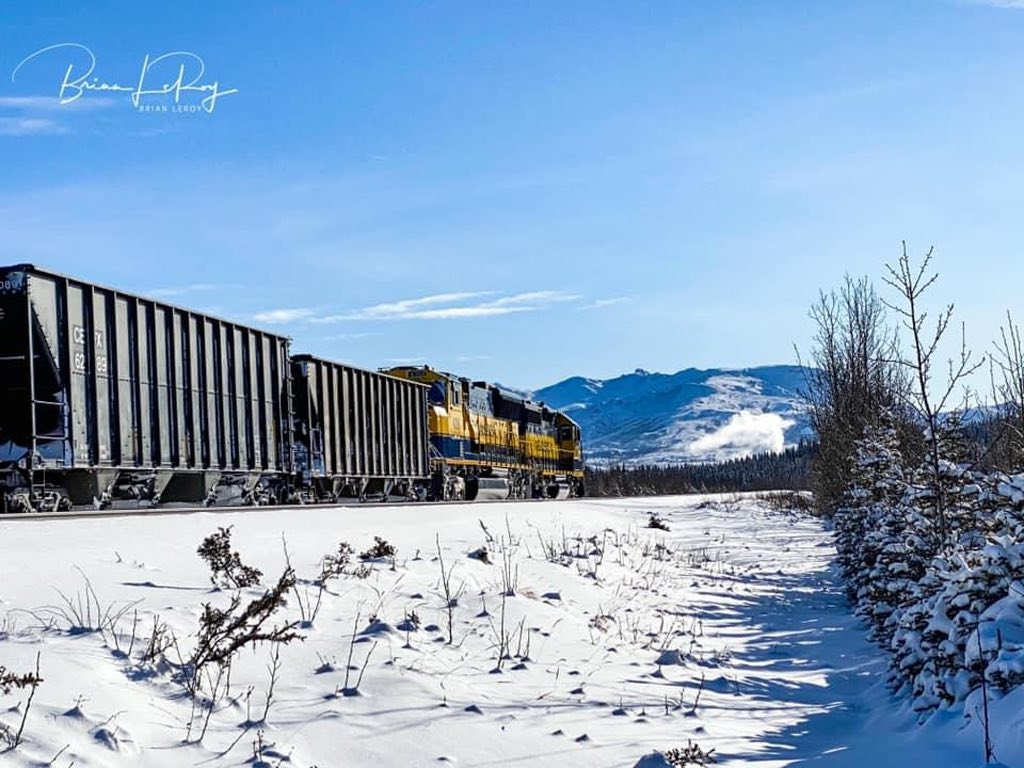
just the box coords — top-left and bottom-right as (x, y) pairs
(525, 364), (813, 466)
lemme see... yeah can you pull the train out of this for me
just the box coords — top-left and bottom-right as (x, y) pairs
(0, 264), (584, 513)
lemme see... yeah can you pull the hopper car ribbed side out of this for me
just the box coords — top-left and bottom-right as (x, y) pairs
(291, 354), (430, 501)
(0, 264), (293, 511)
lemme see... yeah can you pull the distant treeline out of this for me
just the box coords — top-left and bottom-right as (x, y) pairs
(584, 441), (816, 497)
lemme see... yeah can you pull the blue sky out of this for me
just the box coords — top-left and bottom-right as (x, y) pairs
(2, 1), (1024, 388)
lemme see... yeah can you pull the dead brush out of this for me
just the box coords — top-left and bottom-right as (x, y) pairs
(360, 536), (397, 561)
(21, 566), (142, 644)
(653, 541), (674, 561)
(197, 526), (262, 589)
(188, 570), (300, 680)
(664, 739), (716, 766)
(756, 490), (814, 514)
(647, 513), (670, 531)
(488, 533), (521, 671)
(139, 614), (174, 668)
(684, 545), (712, 568)
(282, 537), (352, 628)
(435, 534), (464, 645)
(335, 608), (377, 697)
(498, 538), (519, 596)
(535, 524), (577, 568)
(241, 646), (283, 728)
(321, 541), (356, 579)
(0, 652), (42, 750)
(180, 566), (302, 743)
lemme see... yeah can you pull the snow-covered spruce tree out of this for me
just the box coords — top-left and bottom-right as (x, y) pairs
(834, 421), (906, 611)
(834, 483), (871, 606)
(931, 414), (986, 548)
(823, 248), (1024, 726)
(913, 536), (1024, 710)
(890, 464), (1024, 712)
(887, 418), (976, 698)
(858, 490), (926, 648)
(992, 473), (1024, 541)
(822, 249), (1024, 720)
(967, 476), (1024, 696)
(888, 548), (949, 701)
(971, 574), (1024, 696)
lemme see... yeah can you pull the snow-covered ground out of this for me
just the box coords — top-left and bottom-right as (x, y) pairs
(0, 495), (1020, 767)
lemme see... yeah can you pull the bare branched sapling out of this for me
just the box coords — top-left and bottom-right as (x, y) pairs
(882, 244), (984, 541)
(435, 534), (462, 644)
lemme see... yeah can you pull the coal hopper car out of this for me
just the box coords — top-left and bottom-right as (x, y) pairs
(0, 264), (293, 512)
(291, 354), (430, 501)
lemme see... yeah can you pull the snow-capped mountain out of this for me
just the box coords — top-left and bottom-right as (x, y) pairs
(530, 365), (814, 466)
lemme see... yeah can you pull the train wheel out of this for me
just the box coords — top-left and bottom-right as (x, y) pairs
(445, 475), (466, 501)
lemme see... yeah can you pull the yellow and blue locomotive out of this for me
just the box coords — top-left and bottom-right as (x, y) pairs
(384, 366), (584, 501)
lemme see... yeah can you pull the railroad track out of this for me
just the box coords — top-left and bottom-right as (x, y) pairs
(0, 496), (567, 523)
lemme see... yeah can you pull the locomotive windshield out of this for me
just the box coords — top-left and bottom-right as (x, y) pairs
(427, 380), (446, 406)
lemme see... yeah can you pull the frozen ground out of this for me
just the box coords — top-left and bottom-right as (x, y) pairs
(0, 495), (1020, 767)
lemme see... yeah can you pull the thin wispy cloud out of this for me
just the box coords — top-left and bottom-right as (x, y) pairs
(149, 283), (222, 298)
(967, 0), (1024, 7)
(364, 304), (531, 320)
(0, 95), (115, 137)
(332, 290), (580, 321)
(253, 307), (318, 324)
(580, 297), (631, 310)
(256, 290), (585, 324)
(485, 291), (580, 307)
(339, 291), (495, 320)
(0, 96), (116, 111)
(0, 117), (66, 136)
(320, 332), (379, 341)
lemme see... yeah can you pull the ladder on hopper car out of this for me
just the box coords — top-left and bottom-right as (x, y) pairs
(0, 301), (72, 512)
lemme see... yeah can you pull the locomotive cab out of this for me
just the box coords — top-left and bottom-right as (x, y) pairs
(383, 365), (584, 500)
(555, 414), (583, 473)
